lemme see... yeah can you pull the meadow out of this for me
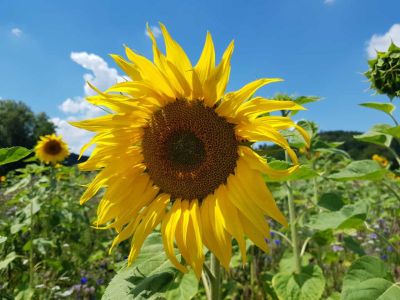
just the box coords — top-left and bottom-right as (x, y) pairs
(1, 111), (399, 299)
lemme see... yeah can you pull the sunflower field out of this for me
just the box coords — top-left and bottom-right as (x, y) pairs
(1, 25), (400, 300)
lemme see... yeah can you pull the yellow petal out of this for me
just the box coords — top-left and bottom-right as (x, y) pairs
(203, 41), (234, 106)
(216, 78), (283, 119)
(162, 199), (188, 273)
(128, 194), (170, 265)
(215, 185), (247, 263)
(175, 200), (191, 264)
(195, 32), (215, 86)
(238, 211), (270, 253)
(236, 98), (305, 120)
(234, 157), (288, 227)
(238, 146), (298, 179)
(188, 200), (204, 279)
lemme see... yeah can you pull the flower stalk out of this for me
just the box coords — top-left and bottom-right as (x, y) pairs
(210, 253), (221, 300)
(285, 151), (301, 274)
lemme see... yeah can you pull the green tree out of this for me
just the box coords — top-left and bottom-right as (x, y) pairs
(0, 100), (55, 148)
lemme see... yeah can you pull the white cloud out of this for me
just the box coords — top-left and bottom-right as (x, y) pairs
(53, 52), (124, 154)
(366, 24), (400, 58)
(70, 51), (123, 96)
(324, 0), (335, 5)
(145, 25), (162, 39)
(11, 28), (22, 37)
(59, 97), (102, 119)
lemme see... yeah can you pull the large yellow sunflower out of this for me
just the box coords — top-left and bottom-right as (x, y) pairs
(35, 134), (69, 164)
(72, 24), (309, 278)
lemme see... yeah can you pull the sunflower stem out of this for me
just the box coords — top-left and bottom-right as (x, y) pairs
(209, 253), (221, 300)
(29, 193), (34, 290)
(285, 152), (301, 274)
(201, 271), (212, 300)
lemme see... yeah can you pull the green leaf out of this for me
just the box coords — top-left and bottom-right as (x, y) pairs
(0, 147), (32, 166)
(318, 193), (344, 211)
(343, 236), (366, 256)
(272, 265), (326, 300)
(278, 251), (313, 273)
(342, 256), (399, 300)
(343, 279), (400, 300)
(102, 233), (191, 300)
(290, 96), (320, 116)
(0, 251), (19, 270)
(328, 160), (387, 181)
(165, 271), (198, 300)
(354, 131), (392, 147)
(315, 148), (351, 159)
(307, 201), (368, 231)
(359, 102), (395, 115)
(0, 236), (7, 244)
(381, 125), (400, 138)
(264, 161), (319, 182)
(326, 292), (341, 300)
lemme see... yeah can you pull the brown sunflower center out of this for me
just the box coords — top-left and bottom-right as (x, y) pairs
(44, 140), (62, 155)
(142, 99), (238, 200)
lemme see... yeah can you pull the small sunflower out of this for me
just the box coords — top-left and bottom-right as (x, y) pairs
(72, 24), (308, 278)
(35, 134), (69, 164)
(372, 154), (389, 168)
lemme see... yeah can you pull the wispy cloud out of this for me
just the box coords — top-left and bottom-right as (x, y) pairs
(11, 27), (23, 37)
(324, 0), (335, 5)
(366, 24), (400, 58)
(145, 25), (162, 39)
(53, 52), (124, 153)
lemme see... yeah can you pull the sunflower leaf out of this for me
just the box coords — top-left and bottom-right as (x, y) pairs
(307, 201), (368, 231)
(0, 147), (32, 166)
(341, 256), (399, 300)
(359, 102), (395, 115)
(328, 160), (387, 181)
(272, 264), (326, 300)
(102, 232), (197, 300)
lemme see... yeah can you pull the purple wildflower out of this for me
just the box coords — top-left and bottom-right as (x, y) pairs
(332, 245), (344, 252)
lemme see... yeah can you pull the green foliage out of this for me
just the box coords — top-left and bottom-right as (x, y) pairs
(103, 233), (198, 300)
(272, 265), (326, 300)
(0, 100), (56, 175)
(359, 102), (395, 116)
(341, 256), (400, 300)
(308, 201), (368, 231)
(365, 42), (400, 99)
(0, 147), (32, 166)
(0, 164), (120, 299)
(0, 100), (55, 148)
(328, 160), (387, 181)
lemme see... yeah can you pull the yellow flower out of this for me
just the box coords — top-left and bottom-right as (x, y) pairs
(35, 134), (69, 164)
(372, 154), (389, 167)
(0, 176), (5, 183)
(72, 24), (308, 278)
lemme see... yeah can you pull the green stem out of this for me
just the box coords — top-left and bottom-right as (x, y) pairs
(389, 113), (399, 126)
(286, 181), (301, 274)
(387, 146), (400, 166)
(382, 181), (400, 202)
(201, 271), (211, 300)
(210, 253), (221, 300)
(285, 151), (301, 274)
(270, 229), (293, 247)
(29, 197), (34, 290)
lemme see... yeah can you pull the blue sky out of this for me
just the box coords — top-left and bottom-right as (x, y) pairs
(1, 0), (400, 151)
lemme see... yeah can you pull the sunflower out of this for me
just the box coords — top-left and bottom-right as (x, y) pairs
(35, 134), (69, 164)
(372, 154), (389, 168)
(72, 24), (309, 278)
